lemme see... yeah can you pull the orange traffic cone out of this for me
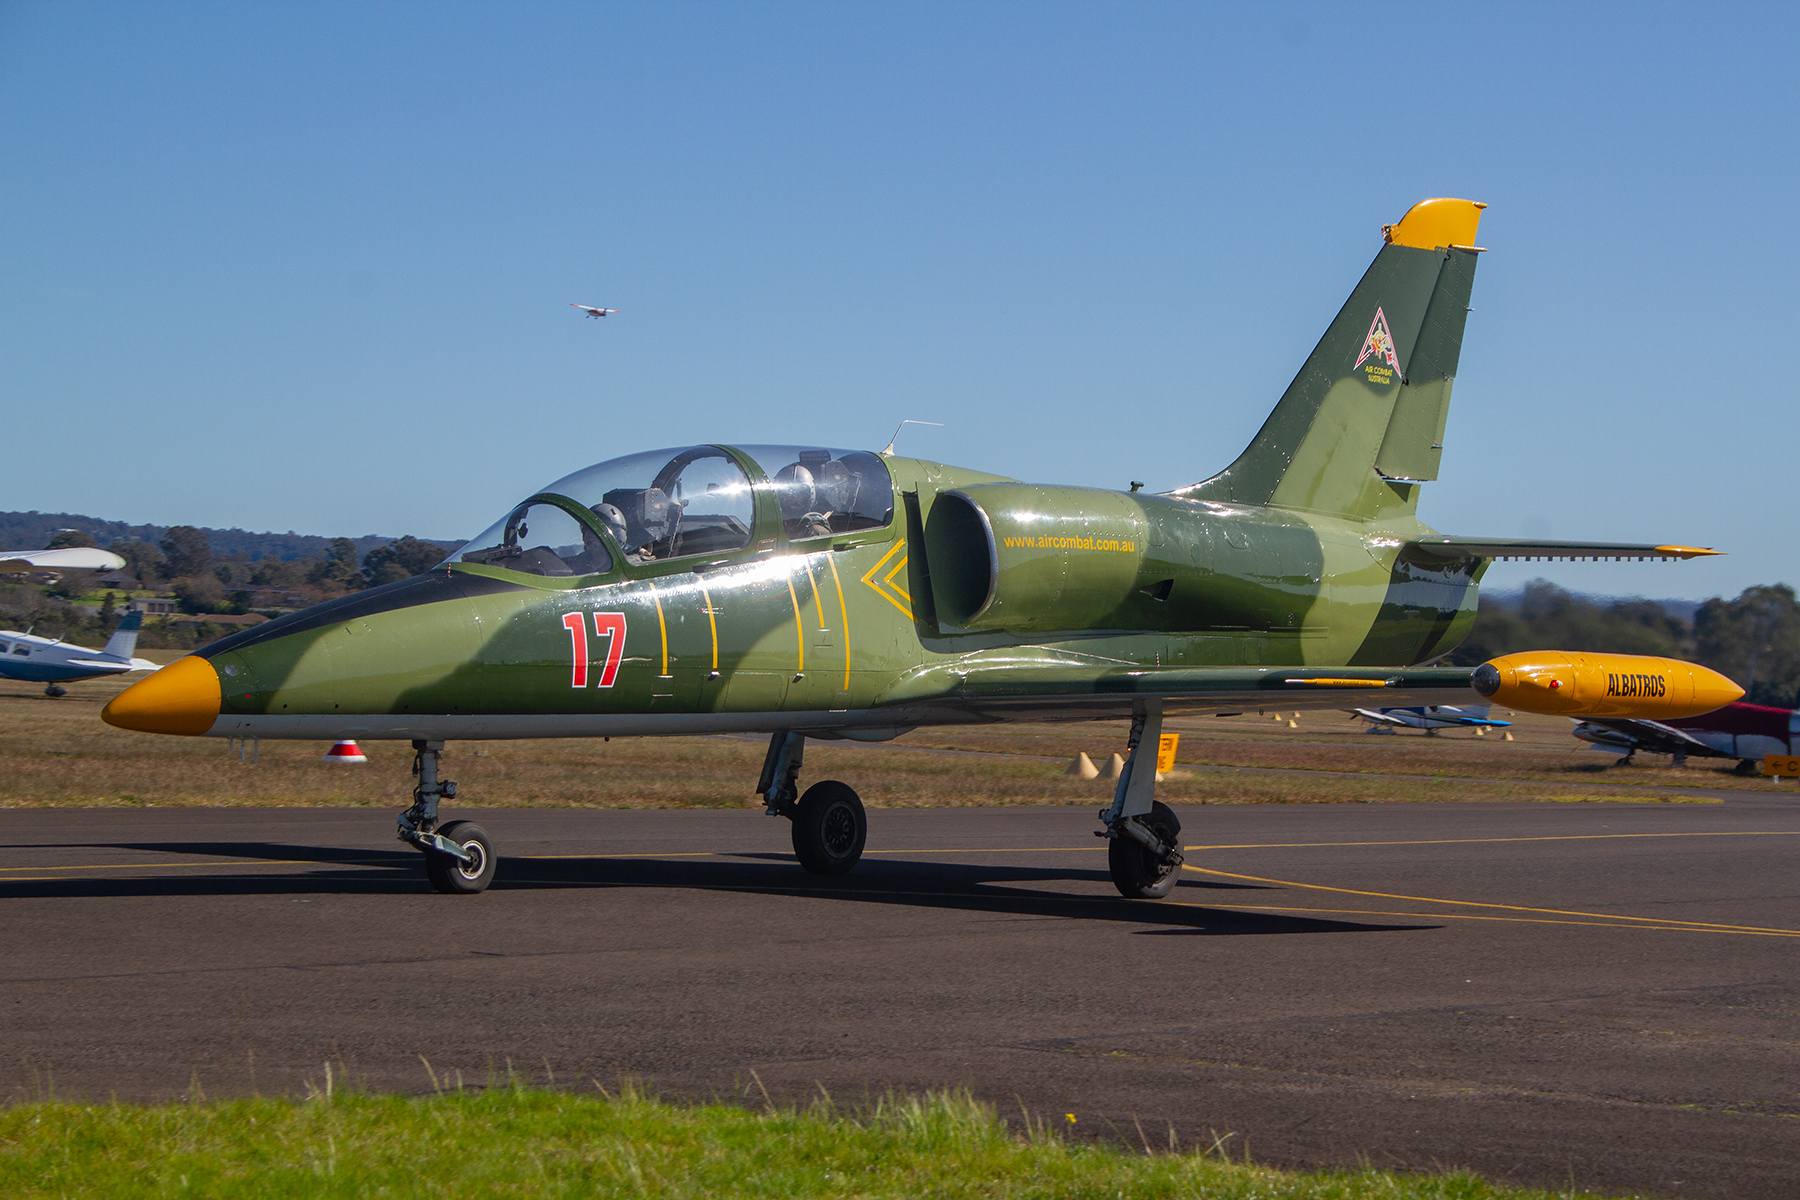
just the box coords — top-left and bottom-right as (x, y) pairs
(323, 740), (367, 764)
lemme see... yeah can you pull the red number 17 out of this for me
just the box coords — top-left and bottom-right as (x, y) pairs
(562, 611), (627, 688)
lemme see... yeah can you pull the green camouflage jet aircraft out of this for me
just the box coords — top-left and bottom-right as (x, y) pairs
(105, 198), (1731, 898)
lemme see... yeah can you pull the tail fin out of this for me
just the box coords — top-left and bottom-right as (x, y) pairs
(1172, 198), (1485, 521)
(102, 610), (143, 660)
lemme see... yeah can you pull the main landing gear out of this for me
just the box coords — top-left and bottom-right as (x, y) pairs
(398, 740), (497, 894)
(759, 731), (867, 874)
(44, 683), (67, 698)
(1097, 702), (1185, 899)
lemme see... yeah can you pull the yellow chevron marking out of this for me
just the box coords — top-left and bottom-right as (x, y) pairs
(861, 537), (912, 618)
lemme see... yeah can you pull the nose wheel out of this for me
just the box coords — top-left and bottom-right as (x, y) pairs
(423, 820), (496, 894)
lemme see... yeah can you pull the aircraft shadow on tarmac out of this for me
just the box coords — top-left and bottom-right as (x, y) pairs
(0, 840), (1435, 937)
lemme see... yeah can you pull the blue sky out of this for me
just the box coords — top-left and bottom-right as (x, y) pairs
(2, 2), (1793, 600)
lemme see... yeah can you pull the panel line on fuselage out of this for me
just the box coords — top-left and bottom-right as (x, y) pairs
(784, 576), (805, 672)
(827, 554), (851, 690)
(648, 582), (670, 677)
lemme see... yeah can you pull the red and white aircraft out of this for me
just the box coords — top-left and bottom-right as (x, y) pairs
(571, 303), (620, 319)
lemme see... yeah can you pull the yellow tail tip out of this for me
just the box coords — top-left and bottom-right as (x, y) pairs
(1383, 198), (1487, 250)
(103, 655), (221, 736)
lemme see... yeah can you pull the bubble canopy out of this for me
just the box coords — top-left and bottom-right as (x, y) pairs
(444, 445), (894, 578)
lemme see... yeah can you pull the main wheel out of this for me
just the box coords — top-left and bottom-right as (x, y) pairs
(424, 820), (496, 894)
(791, 781), (866, 874)
(45, 684), (67, 698)
(1108, 801), (1182, 900)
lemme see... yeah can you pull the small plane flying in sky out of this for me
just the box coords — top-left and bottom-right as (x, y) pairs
(570, 304), (620, 319)
(1573, 702), (1799, 770)
(105, 197), (1741, 898)
(1, 611), (159, 697)
(1355, 704), (1511, 734)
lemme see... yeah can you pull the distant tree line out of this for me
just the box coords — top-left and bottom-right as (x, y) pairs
(1448, 579), (1800, 708)
(0, 510), (440, 565)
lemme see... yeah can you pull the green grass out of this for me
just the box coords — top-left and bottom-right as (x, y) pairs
(0, 1081), (1627, 1199)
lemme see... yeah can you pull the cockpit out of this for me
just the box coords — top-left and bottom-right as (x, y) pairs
(443, 445), (895, 579)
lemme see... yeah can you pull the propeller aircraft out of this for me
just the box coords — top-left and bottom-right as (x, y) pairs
(571, 304), (620, 318)
(104, 198), (1743, 897)
(2, 611), (158, 697)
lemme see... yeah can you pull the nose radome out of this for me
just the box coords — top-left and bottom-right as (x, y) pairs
(103, 655), (221, 735)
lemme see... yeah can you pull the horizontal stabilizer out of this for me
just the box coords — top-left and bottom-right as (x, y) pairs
(64, 658), (152, 671)
(1408, 537), (1720, 562)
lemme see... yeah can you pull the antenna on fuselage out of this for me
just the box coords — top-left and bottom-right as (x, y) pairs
(881, 420), (944, 456)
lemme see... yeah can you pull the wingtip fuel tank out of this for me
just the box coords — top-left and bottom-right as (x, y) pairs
(1472, 652), (1743, 720)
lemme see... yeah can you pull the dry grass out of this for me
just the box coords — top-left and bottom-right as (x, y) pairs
(0, 655), (1781, 810)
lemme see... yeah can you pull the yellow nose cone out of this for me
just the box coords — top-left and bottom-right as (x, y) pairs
(103, 655), (221, 736)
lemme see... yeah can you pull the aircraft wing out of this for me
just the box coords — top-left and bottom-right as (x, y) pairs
(63, 658), (137, 671)
(0, 547), (127, 573)
(1571, 717), (1731, 759)
(876, 662), (1480, 720)
(1407, 537), (1719, 562)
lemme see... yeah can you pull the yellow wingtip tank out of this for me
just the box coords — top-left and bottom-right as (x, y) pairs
(1382, 197), (1487, 250)
(1472, 652), (1743, 720)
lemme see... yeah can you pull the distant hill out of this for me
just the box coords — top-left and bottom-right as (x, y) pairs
(0, 511), (452, 563)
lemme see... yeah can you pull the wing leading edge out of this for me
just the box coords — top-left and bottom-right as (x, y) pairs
(1408, 537), (1720, 562)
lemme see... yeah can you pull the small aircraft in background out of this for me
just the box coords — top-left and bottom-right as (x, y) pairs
(1573, 701), (1799, 771)
(1355, 704), (1511, 734)
(0, 546), (126, 575)
(571, 304), (620, 319)
(0, 611), (159, 697)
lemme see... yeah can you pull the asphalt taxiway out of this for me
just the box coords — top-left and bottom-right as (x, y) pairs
(5, 798), (1799, 1199)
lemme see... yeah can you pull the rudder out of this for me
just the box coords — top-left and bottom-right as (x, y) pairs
(102, 610), (143, 660)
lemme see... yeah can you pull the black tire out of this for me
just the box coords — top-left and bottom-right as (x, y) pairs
(791, 781), (866, 874)
(425, 820), (496, 894)
(1108, 801), (1182, 900)
(45, 684), (67, 698)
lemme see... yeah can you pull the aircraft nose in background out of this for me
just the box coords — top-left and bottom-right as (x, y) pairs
(102, 655), (221, 735)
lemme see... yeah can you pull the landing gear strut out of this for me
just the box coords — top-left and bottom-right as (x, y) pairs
(1097, 702), (1184, 899)
(398, 740), (496, 894)
(759, 731), (867, 874)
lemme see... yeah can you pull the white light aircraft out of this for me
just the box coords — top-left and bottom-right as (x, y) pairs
(0, 611), (160, 697)
(570, 303), (620, 318)
(0, 546), (126, 574)
(1354, 704), (1512, 734)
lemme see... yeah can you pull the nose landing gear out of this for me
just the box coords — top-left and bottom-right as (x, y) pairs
(398, 740), (495, 894)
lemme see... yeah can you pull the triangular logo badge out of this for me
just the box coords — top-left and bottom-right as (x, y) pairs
(1354, 307), (1402, 372)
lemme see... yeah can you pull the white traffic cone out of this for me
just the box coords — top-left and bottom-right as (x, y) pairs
(1065, 752), (1100, 779)
(323, 740), (367, 764)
